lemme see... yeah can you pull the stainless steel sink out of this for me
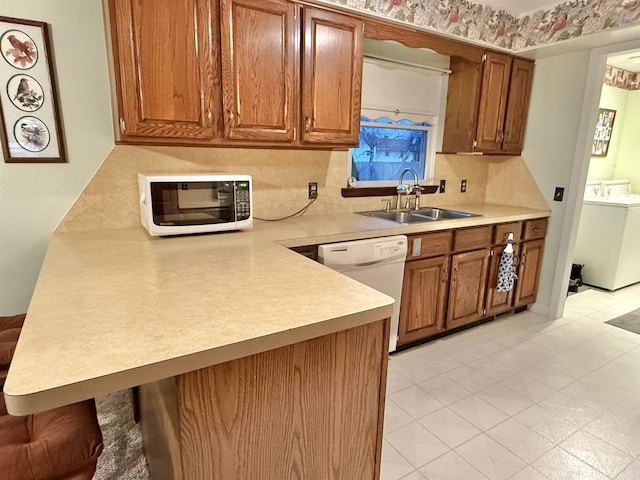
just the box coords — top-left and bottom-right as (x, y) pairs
(359, 210), (439, 224)
(357, 207), (478, 224)
(414, 207), (478, 220)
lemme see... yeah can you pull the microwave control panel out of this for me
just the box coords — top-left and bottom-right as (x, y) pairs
(235, 181), (251, 221)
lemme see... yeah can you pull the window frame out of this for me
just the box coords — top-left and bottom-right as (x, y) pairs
(349, 108), (438, 188)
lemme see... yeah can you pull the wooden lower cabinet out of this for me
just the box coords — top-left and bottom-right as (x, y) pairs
(398, 256), (448, 345)
(485, 245), (519, 317)
(140, 319), (389, 480)
(397, 219), (547, 346)
(515, 239), (545, 307)
(447, 249), (490, 329)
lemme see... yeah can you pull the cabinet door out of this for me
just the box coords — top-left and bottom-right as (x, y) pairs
(301, 8), (363, 145)
(475, 52), (512, 152)
(220, 0), (297, 142)
(515, 239), (544, 307)
(502, 59), (534, 153)
(111, 0), (216, 139)
(441, 56), (483, 153)
(447, 249), (489, 329)
(398, 257), (448, 345)
(485, 246), (519, 317)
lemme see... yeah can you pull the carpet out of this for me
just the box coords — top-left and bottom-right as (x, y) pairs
(605, 308), (640, 334)
(94, 389), (149, 480)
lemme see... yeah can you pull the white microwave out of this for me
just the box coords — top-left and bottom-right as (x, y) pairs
(137, 173), (253, 236)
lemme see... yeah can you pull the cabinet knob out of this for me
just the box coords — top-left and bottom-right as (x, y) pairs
(227, 109), (235, 127)
(119, 117), (126, 134)
(304, 116), (313, 133)
(206, 109), (212, 127)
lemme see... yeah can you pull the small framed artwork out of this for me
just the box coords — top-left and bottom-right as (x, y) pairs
(591, 108), (616, 157)
(0, 16), (66, 163)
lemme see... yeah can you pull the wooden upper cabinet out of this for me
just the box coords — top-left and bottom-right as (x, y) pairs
(475, 52), (512, 152)
(502, 59), (534, 153)
(301, 8), (363, 145)
(442, 52), (534, 154)
(220, 0), (297, 142)
(110, 0), (217, 140)
(441, 56), (483, 153)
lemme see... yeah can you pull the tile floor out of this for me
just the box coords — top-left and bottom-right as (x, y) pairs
(381, 284), (640, 480)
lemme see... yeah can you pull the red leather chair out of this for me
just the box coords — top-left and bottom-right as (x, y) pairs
(0, 314), (25, 387)
(0, 314), (104, 479)
(0, 396), (103, 480)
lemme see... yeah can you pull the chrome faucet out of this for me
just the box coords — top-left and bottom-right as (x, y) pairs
(397, 168), (421, 210)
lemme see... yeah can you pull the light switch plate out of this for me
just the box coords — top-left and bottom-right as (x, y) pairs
(412, 238), (422, 257)
(554, 187), (564, 202)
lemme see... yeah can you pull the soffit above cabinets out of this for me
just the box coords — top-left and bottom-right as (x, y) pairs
(607, 51), (640, 72)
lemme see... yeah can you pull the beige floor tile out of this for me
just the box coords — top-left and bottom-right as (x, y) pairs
(419, 451), (488, 480)
(486, 418), (554, 463)
(560, 430), (633, 478)
(448, 395), (508, 431)
(418, 406), (481, 448)
(388, 385), (444, 419)
(418, 374), (472, 406)
(385, 422), (450, 469)
(532, 447), (609, 480)
(455, 433), (526, 480)
(380, 440), (415, 480)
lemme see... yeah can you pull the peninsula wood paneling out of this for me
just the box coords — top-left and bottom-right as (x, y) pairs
(139, 319), (389, 479)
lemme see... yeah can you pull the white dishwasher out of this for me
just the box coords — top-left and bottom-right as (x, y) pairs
(318, 235), (407, 352)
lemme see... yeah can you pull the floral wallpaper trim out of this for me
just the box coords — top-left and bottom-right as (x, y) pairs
(315, 0), (640, 52)
(605, 64), (640, 90)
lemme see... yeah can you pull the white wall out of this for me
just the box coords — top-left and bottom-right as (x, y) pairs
(0, 1), (114, 314)
(614, 90), (640, 192)
(587, 84), (629, 181)
(522, 51), (591, 316)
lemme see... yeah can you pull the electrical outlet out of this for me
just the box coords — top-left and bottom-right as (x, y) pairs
(554, 187), (564, 202)
(308, 182), (318, 199)
(439, 179), (446, 193)
(461, 179), (467, 193)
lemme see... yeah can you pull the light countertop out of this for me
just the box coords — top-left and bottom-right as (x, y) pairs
(4, 203), (549, 415)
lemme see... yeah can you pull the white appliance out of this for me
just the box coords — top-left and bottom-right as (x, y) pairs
(574, 195), (640, 290)
(137, 173), (252, 236)
(318, 236), (407, 352)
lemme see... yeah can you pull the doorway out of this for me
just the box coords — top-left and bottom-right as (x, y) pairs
(549, 38), (640, 319)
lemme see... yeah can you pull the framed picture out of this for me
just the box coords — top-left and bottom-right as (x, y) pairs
(591, 108), (616, 157)
(0, 16), (65, 163)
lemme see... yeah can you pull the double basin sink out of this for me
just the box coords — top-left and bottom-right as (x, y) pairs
(357, 207), (478, 224)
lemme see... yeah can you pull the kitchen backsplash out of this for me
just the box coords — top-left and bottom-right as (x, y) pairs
(56, 145), (547, 233)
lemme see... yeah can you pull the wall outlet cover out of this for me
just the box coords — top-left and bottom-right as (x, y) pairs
(308, 182), (318, 199)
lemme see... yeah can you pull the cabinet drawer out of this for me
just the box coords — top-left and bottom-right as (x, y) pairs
(493, 222), (523, 245)
(523, 218), (548, 240)
(408, 231), (452, 260)
(453, 226), (492, 251)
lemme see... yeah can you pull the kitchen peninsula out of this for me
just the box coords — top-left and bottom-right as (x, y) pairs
(4, 203), (549, 479)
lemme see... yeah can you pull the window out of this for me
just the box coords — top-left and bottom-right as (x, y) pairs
(350, 113), (436, 187)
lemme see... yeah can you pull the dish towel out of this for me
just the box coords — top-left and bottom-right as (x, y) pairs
(496, 233), (518, 293)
